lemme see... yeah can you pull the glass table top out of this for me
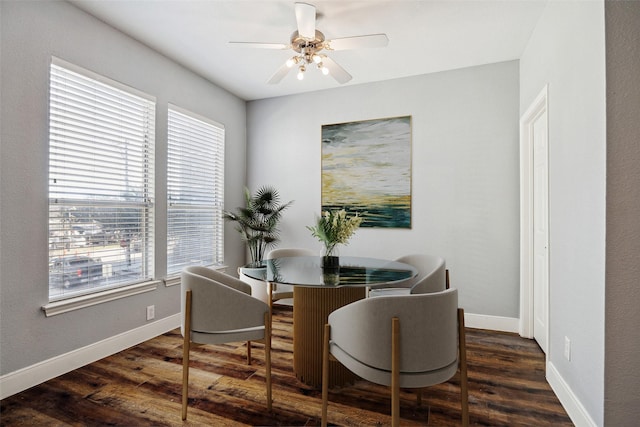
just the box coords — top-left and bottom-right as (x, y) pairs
(241, 255), (417, 288)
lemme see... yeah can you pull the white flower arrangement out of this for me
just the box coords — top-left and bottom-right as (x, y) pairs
(307, 209), (363, 257)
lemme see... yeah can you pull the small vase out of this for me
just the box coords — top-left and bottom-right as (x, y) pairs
(323, 270), (340, 286)
(321, 245), (339, 267)
(322, 255), (340, 269)
(321, 246), (340, 280)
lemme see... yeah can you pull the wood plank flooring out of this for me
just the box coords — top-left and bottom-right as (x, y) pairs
(1, 306), (573, 426)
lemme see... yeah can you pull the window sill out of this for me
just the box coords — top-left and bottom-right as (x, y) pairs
(164, 276), (181, 287)
(42, 281), (160, 317)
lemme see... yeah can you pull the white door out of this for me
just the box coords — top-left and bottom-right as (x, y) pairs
(532, 109), (549, 354)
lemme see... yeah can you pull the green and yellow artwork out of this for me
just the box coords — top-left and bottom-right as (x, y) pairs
(321, 116), (411, 228)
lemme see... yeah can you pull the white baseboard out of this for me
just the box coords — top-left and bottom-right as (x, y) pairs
(546, 362), (598, 427)
(0, 314), (180, 400)
(468, 316), (598, 426)
(464, 312), (520, 333)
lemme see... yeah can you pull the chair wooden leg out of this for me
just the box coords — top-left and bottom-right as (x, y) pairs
(181, 290), (192, 420)
(247, 341), (252, 365)
(458, 308), (469, 427)
(264, 311), (272, 410)
(181, 338), (190, 420)
(417, 388), (423, 406)
(446, 269), (450, 289)
(321, 324), (331, 427)
(391, 317), (400, 427)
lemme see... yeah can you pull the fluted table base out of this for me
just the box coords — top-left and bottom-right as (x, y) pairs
(292, 286), (366, 388)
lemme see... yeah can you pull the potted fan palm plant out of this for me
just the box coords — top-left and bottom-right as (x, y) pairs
(224, 185), (293, 268)
(224, 186), (293, 303)
(224, 186), (293, 267)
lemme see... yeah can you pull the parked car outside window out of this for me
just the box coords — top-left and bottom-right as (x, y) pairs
(49, 256), (104, 289)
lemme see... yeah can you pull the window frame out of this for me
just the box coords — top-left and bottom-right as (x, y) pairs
(46, 57), (156, 304)
(166, 104), (225, 278)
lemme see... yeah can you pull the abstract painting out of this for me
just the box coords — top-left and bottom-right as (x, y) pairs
(321, 116), (411, 228)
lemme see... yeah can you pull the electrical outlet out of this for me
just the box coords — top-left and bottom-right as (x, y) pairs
(564, 336), (571, 361)
(146, 305), (155, 321)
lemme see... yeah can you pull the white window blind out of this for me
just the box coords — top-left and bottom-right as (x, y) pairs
(48, 57), (155, 301)
(167, 105), (225, 276)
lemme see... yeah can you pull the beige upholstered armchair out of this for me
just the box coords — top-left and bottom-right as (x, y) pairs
(180, 266), (272, 420)
(265, 247), (315, 311)
(368, 253), (448, 296)
(321, 288), (468, 427)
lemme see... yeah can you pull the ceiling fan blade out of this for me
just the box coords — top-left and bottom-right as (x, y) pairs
(228, 41), (289, 50)
(322, 56), (352, 84)
(295, 2), (316, 40)
(325, 34), (389, 51)
(268, 62), (292, 85)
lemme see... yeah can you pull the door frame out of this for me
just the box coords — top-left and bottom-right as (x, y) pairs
(519, 84), (549, 354)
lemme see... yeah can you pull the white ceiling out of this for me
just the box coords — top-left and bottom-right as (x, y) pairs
(69, 0), (548, 101)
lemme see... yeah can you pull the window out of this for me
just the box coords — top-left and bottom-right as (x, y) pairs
(48, 58), (155, 301)
(167, 105), (225, 276)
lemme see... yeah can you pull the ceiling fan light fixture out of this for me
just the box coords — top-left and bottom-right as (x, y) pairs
(317, 62), (329, 75)
(286, 57), (297, 68)
(312, 53), (322, 64)
(297, 65), (306, 80)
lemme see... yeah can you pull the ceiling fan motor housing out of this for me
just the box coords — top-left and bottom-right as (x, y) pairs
(291, 30), (326, 60)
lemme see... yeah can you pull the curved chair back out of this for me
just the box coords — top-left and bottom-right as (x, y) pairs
(401, 254), (446, 294)
(265, 247), (316, 259)
(329, 288), (459, 388)
(370, 254), (446, 295)
(265, 248), (316, 299)
(181, 266), (268, 344)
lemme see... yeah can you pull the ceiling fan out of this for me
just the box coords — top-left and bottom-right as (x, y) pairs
(229, 2), (388, 84)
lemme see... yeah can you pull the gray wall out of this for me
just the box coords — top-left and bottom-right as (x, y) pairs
(604, 1), (640, 424)
(246, 60), (521, 318)
(520, 1), (606, 424)
(0, 0), (247, 375)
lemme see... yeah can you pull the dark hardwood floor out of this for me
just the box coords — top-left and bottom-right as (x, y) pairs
(1, 306), (573, 426)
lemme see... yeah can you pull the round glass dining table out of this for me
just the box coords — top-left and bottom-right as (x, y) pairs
(242, 256), (417, 388)
(242, 255), (417, 287)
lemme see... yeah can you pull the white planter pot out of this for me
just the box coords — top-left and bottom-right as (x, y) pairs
(238, 267), (269, 304)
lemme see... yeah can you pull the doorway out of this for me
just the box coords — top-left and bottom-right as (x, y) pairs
(519, 85), (549, 355)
